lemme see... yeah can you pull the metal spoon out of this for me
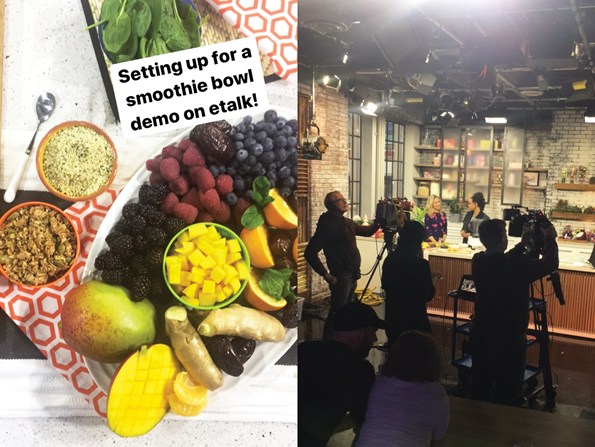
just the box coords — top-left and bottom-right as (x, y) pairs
(4, 92), (56, 203)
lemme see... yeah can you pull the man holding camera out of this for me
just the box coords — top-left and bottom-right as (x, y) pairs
(470, 219), (559, 405)
(305, 191), (380, 340)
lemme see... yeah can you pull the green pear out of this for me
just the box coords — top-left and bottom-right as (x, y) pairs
(61, 280), (158, 363)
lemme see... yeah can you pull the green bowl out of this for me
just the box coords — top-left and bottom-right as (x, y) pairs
(162, 223), (250, 310)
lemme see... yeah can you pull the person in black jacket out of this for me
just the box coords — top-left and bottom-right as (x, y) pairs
(470, 219), (558, 405)
(305, 191), (379, 340)
(382, 220), (443, 348)
(298, 301), (384, 447)
(460, 192), (490, 244)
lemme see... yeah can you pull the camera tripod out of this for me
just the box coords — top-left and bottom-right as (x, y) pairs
(357, 229), (397, 302)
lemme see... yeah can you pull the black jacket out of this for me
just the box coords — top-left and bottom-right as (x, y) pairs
(461, 210), (490, 243)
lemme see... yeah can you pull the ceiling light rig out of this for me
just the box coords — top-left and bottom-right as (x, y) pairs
(343, 52), (349, 64)
(361, 100), (378, 116)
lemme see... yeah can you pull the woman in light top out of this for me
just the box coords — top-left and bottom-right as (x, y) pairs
(424, 195), (447, 245)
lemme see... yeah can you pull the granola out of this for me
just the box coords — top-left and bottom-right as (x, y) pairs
(0, 205), (77, 286)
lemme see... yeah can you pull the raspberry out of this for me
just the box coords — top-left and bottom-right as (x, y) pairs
(169, 175), (190, 196)
(215, 175), (234, 196)
(192, 167), (215, 192)
(149, 171), (168, 185)
(177, 139), (193, 151)
(182, 146), (206, 167)
(162, 145), (184, 163)
(181, 187), (203, 210)
(201, 189), (221, 215)
(160, 158), (180, 181)
(161, 192), (179, 215)
(173, 203), (198, 225)
(234, 197), (253, 223)
(214, 201), (231, 223)
(146, 157), (162, 172)
(196, 210), (214, 223)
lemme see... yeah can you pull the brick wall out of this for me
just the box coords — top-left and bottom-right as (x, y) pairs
(299, 83), (350, 301)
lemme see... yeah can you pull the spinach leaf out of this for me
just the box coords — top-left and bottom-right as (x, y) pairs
(241, 205), (265, 229)
(161, 0), (174, 18)
(195, 14), (210, 47)
(114, 32), (139, 62)
(100, 0), (121, 23)
(116, 54), (134, 62)
(139, 36), (149, 58)
(160, 15), (190, 52)
(133, 0), (152, 37)
(182, 6), (200, 48)
(125, 0), (138, 15)
(145, 0), (161, 37)
(103, 0), (132, 54)
(150, 34), (169, 56)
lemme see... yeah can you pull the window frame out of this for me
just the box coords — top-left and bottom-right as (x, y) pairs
(384, 121), (406, 199)
(348, 112), (362, 218)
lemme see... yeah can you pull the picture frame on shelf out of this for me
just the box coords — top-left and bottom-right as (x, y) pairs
(524, 172), (539, 186)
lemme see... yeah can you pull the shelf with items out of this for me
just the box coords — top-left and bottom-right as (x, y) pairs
(414, 146), (442, 151)
(525, 186), (547, 191)
(413, 177), (440, 182)
(501, 127), (525, 206)
(414, 163), (441, 168)
(554, 183), (595, 191)
(552, 212), (595, 222)
(525, 168), (548, 173)
(463, 126), (493, 204)
(413, 195), (430, 199)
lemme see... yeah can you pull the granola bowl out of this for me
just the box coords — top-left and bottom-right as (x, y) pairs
(0, 202), (80, 288)
(35, 121), (118, 202)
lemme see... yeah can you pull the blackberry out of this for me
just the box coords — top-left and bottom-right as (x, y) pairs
(94, 251), (111, 270)
(145, 207), (166, 227)
(96, 251), (124, 271)
(133, 234), (148, 253)
(139, 204), (157, 220)
(105, 231), (122, 248)
(114, 218), (132, 235)
(146, 226), (167, 246)
(146, 247), (164, 268)
(122, 202), (141, 220)
(109, 234), (134, 260)
(164, 217), (187, 238)
(138, 183), (152, 205)
(121, 266), (134, 288)
(101, 269), (124, 285)
(131, 255), (149, 275)
(131, 215), (147, 235)
(132, 276), (152, 302)
(150, 184), (169, 206)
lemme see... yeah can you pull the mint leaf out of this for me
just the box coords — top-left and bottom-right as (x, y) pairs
(253, 176), (271, 201)
(262, 196), (275, 206)
(251, 190), (264, 207)
(283, 281), (297, 303)
(241, 205), (264, 229)
(259, 269), (288, 301)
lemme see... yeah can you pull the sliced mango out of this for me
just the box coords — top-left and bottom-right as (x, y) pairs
(207, 225), (220, 240)
(168, 263), (181, 285)
(199, 255), (216, 270)
(235, 260), (249, 280)
(226, 252), (242, 264)
(188, 248), (206, 266)
(199, 293), (216, 307)
(198, 239), (215, 256)
(210, 266), (226, 284)
(227, 238), (241, 253)
(188, 223), (208, 239)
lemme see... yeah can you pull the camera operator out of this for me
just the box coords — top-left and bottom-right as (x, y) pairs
(305, 191), (380, 340)
(460, 192), (490, 243)
(469, 219), (559, 405)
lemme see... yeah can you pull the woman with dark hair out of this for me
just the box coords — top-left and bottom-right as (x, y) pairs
(381, 221), (442, 348)
(357, 331), (450, 447)
(460, 192), (490, 244)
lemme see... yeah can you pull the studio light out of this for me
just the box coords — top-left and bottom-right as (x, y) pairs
(343, 52), (349, 64)
(485, 117), (508, 124)
(361, 101), (377, 116)
(323, 75), (341, 93)
(585, 105), (595, 123)
(323, 75), (330, 85)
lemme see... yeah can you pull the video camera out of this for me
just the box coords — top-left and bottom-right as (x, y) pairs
(503, 205), (565, 306)
(375, 197), (413, 249)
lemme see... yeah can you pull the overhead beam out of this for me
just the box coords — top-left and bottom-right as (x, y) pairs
(497, 72), (536, 106)
(569, 0), (594, 68)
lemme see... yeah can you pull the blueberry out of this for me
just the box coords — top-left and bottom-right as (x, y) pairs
(245, 189), (254, 200)
(250, 162), (263, 174)
(218, 165), (226, 174)
(228, 128), (236, 136)
(260, 151), (275, 164)
(233, 141), (244, 152)
(245, 131), (254, 139)
(291, 165), (298, 177)
(243, 115), (253, 125)
(247, 155), (257, 166)
(262, 137), (274, 152)
(264, 122), (277, 136)
(226, 192), (238, 206)
(269, 162), (277, 171)
(255, 121), (266, 131)
(233, 178), (246, 191)
(244, 176), (254, 188)
(236, 149), (249, 162)
(264, 110), (278, 123)
(282, 125), (294, 136)
(239, 164), (251, 175)
(267, 170), (277, 182)
(257, 167), (267, 177)
(254, 130), (267, 142)
(287, 119), (298, 132)
(209, 165), (220, 178)
(251, 143), (264, 157)
(287, 136), (298, 147)
(274, 131), (286, 139)
(247, 124), (255, 132)
(275, 148), (289, 162)
(283, 176), (296, 187)
(290, 152), (298, 166)
(274, 135), (288, 149)
(276, 117), (287, 129)
(244, 138), (257, 149)
(236, 123), (246, 133)
(233, 132), (245, 142)
(288, 146), (298, 155)
(227, 166), (237, 177)
(231, 159), (241, 168)
(280, 186), (292, 198)
(278, 165), (291, 179)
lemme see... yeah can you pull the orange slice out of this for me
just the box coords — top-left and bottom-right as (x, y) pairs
(244, 267), (287, 312)
(167, 393), (208, 417)
(263, 188), (298, 230)
(174, 371), (208, 406)
(240, 224), (274, 269)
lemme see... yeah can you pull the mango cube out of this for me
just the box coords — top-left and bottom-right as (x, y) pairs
(224, 264), (238, 281)
(199, 293), (216, 307)
(198, 239), (215, 256)
(223, 285), (234, 298)
(182, 283), (199, 299)
(215, 285), (226, 302)
(185, 297), (200, 308)
(214, 247), (228, 266)
(235, 260), (249, 280)
(202, 279), (216, 295)
(199, 255), (216, 270)
(230, 277), (242, 294)
(178, 231), (190, 244)
(227, 238), (241, 253)
(212, 238), (226, 249)
(177, 255), (189, 271)
(180, 271), (191, 287)
(167, 263), (182, 284)
(165, 256), (179, 268)
(226, 252), (242, 264)
(175, 242), (195, 255)
(172, 284), (184, 294)
(189, 223), (208, 239)
(210, 266), (226, 284)
(207, 225), (220, 240)
(188, 271), (204, 284)
(188, 249), (206, 266)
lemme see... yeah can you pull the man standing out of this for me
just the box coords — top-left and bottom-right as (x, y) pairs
(460, 192), (490, 244)
(305, 191), (380, 339)
(299, 301), (384, 447)
(470, 219), (558, 405)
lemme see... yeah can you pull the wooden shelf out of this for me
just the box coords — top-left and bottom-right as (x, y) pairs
(466, 148), (492, 152)
(493, 149), (504, 152)
(413, 195), (430, 199)
(492, 184), (502, 187)
(413, 177), (440, 182)
(554, 183), (595, 191)
(551, 212), (595, 222)
(414, 146), (441, 150)
(492, 167), (503, 170)
(414, 163), (441, 168)
(466, 166), (490, 170)
(525, 168), (548, 173)
(525, 186), (547, 191)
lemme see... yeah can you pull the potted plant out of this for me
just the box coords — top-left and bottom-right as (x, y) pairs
(449, 200), (465, 223)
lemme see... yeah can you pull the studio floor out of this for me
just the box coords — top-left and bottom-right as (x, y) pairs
(298, 297), (595, 446)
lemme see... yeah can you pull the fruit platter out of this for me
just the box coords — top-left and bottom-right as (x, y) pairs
(60, 107), (298, 436)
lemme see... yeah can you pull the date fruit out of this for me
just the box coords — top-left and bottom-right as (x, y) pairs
(269, 230), (291, 257)
(281, 301), (299, 328)
(230, 337), (256, 365)
(190, 125), (234, 165)
(202, 335), (244, 377)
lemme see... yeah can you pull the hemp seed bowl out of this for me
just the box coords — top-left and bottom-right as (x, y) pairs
(0, 202), (80, 288)
(35, 121), (118, 201)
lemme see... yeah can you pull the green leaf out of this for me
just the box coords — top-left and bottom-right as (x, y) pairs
(182, 6), (200, 47)
(195, 14), (210, 47)
(114, 32), (139, 62)
(262, 196), (275, 206)
(139, 36), (149, 58)
(251, 191), (264, 207)
(100, 0), (121, 23)
(125, 0), (138, 15)
(259, 269), (292, 301)
(241, 205), (265, 229)
(103, 11), (132, 54)
(160, 15), (191, 52)
(282, 281), (297, 303)
(146, 0), (161, 37)
(133, 0), (152, 37)
(253, 176), (271, 200)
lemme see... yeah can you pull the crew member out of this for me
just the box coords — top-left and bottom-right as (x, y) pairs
(461, 192), (490, 243)
(305, 191), (380, 340)
(470, 219), (558, 405)
(299, 301), (384, 447)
